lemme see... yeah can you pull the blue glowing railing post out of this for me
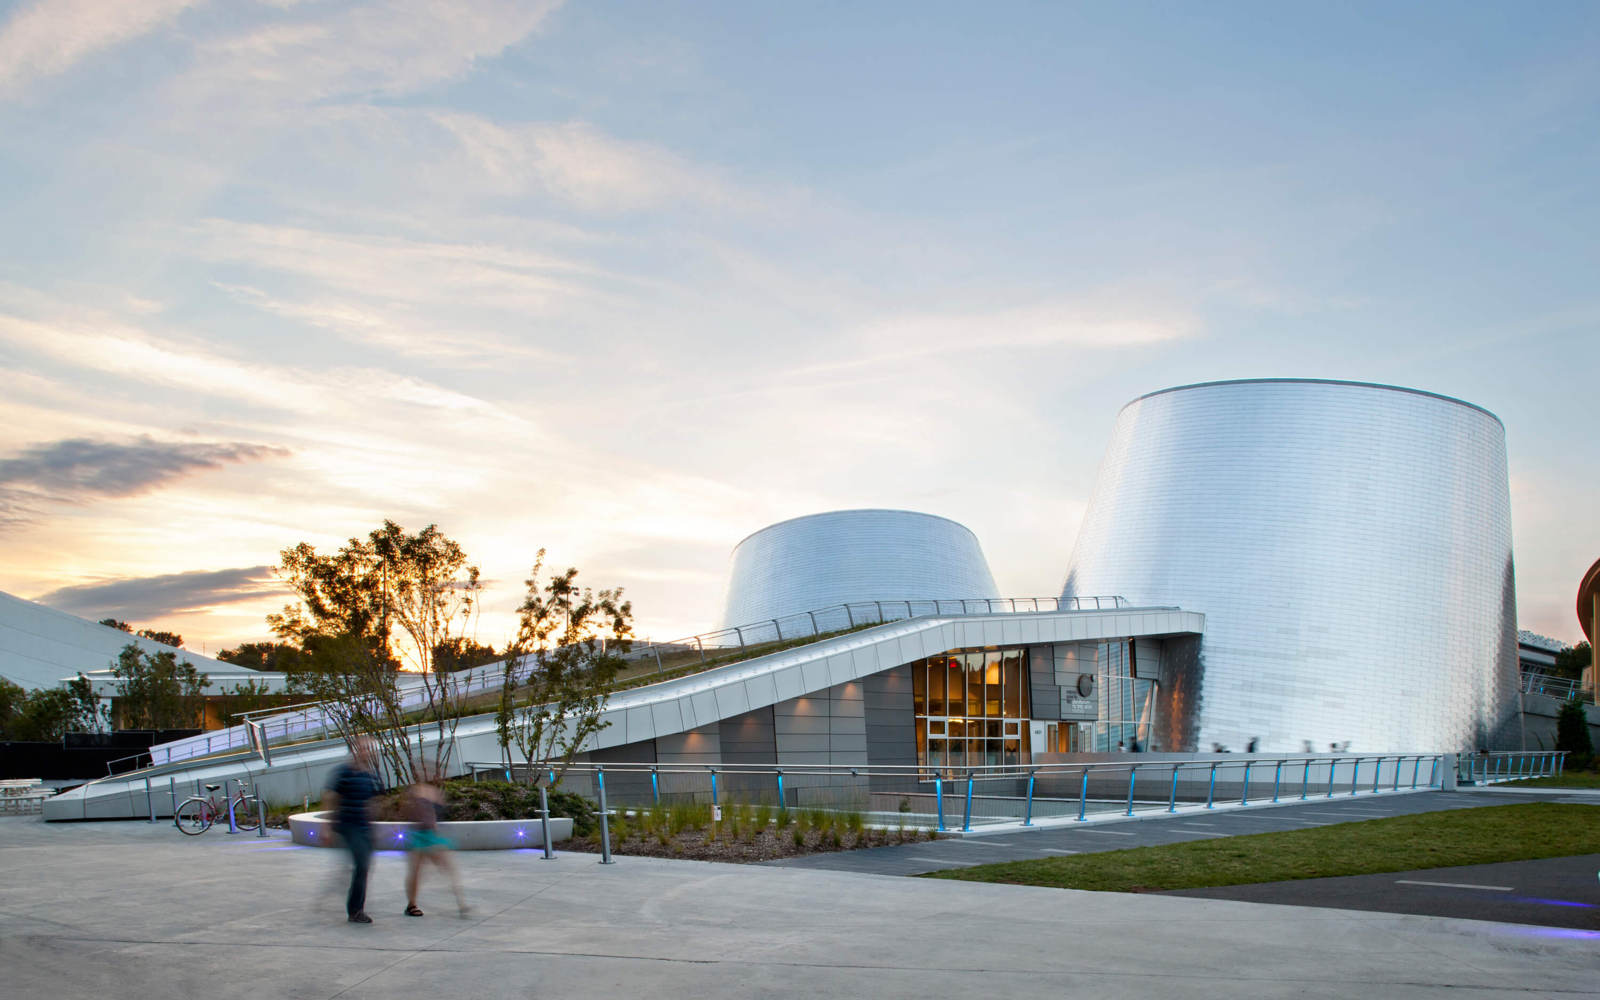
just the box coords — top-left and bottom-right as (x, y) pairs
(1167, 765), (1181, 813)
(776, 770), (785, 811)
(1125, 766), (1137, 817)
(1390, 757), (1400, 792)
(595, 768), (613, 865)
(1301, 759), (1311, 800)
(1428, 757), (1438, 788)
(1205, 763), (1217, 809)
(1077, 768), (1089, 822)
(1350, 759), (1360, 796)
(962, 771), (974, 832)
(1327, 758), (1338, 798)
(1240, 761), (1251, 806)
(1411, 757), (1421, 789)
(538, 783), (555, 860)
(1272, 761), (1282, 803)
(1022, 771), (1035, 827)
(651, 768), (660, 805)
(935, 775), (945, 832)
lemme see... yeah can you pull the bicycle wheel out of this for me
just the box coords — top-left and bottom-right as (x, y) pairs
(174, 797), (212, 835)
(232, 795), (260, 830)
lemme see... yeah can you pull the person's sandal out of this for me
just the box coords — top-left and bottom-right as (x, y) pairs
(405, 904), (424, 917)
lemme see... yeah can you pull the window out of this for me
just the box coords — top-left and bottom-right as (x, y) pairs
(913, 648), (1033, 768)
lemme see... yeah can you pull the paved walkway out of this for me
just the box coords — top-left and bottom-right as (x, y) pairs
(764, 788), (1560, 876)
(1167, 854), (1600, 930)
(2, 814), (1594, 999)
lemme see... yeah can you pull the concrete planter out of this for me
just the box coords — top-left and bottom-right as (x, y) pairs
(288, 811), (573, 850)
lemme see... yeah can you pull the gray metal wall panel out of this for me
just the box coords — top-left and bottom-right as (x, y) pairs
(585, 740), (657, 801)
(655, 725), (721, 765)
(1063, 379), (1519, 752)
(864, 664), (918, 783)
(1028, 643), (1063, 721)
(719, 707), (776, 762)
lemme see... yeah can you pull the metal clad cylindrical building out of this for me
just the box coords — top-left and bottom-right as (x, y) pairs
(1062, 379), (1518, 753)
(720, 509), (999, 629)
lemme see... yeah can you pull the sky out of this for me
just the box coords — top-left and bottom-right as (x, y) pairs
(0, 0), (1596, 655)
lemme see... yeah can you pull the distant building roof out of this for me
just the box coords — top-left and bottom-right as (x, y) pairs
(1517, 630), (1569, 653)
(0, 588), (237, 691)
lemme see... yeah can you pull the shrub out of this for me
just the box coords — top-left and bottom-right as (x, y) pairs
(1556, 697), (1594, 761)
(431, 779), (598, 837)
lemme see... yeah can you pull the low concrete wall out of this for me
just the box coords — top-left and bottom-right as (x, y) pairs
(1520, 693), (1600, 750)
(288, 811), (573, 850)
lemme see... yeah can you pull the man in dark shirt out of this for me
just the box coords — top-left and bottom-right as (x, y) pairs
(324, 736), (382, 923)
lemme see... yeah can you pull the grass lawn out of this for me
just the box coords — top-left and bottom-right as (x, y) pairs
(924, 803), (1600, 893)
(1503, 771), (1600, 789)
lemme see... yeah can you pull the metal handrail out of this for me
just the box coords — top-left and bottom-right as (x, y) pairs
(462, 753), (1459, 836)
(1519, 671), (1592, 703)
(1458, 750), (1570, 785)
(146, 594), (1140, 766)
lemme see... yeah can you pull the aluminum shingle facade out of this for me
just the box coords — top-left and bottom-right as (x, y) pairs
(1062, 379), (1519, 753)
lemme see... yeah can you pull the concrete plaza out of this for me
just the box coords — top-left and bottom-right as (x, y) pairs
(1, 814), (1594, 999)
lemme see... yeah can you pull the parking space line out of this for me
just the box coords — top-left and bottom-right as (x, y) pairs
(1395, 880), (1513, 891)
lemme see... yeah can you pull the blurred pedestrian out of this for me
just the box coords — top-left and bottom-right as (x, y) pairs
(403, 764), (467, 918)
(324, 736), (382, 924)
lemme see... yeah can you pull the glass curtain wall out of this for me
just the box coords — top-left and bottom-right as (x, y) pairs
(911, 649), (1031, 767)
(1094, 639), (1155, 750)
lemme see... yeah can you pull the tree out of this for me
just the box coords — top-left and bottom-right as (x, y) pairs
(137, 628), (184, 649)
(269, 520), (483, 785)
(1555, 696), (1594, 762)
(216, 641), (300, 672)
(0, 677), (100, 741)
(218, 677), (281, 726)
(432, 637), (499, 673)
(108, 643), (209, 730)
(66, 673), (105, 733)
(1554, 641), (1591, 682)
(97, 619), (183, 647)
(0, 677), (25, 737)
(497, 551), (632, 785)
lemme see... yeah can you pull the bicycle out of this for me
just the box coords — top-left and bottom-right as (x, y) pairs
(174, 781), (259, 835)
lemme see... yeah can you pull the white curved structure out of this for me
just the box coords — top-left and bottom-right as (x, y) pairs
(719, 510), (999, 629)
(0, 588), (239, 691)
(1062, 379), (1518, 753)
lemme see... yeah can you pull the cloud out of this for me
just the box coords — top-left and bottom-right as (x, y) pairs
(184, 0), (562, 106)
(0, 0), (203, 99)
(431, 113), (767, 216)
(792, 299), (1200, 379)
(0, 435), (288, 502)
(33, 564), (285, 622)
